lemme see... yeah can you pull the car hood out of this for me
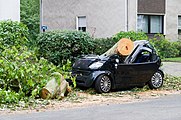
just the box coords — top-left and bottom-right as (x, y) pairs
(72, 55), (108, 70)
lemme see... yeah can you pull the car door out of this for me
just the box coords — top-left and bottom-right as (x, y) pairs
(115, 60), (159, 86)
(114, 63), (137, 86)
(115, 46), (160, 86)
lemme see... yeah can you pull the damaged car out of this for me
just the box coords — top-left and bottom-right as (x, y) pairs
(72, 40), (164, 93)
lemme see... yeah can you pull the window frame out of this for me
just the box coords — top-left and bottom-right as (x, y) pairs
(76, 16), (86, 32)
(137, 14), (164, 34)
(178, 16), (181, 35)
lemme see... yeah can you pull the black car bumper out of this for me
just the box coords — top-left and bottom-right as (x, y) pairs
(72, 70), (95, 87)
(72, 69), (112, 88)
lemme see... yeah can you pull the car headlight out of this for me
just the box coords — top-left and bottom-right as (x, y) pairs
(89, 61), (104, 69)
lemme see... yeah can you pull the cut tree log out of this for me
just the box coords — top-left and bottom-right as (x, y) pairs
(117, 38), (134, 56)
(101, 38), (134, 56)
(40, 72), (71, 99)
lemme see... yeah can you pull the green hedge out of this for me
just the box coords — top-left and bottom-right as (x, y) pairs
(113, 31), (148, 42)
(37, 30), (181, 65)
(0, 20), (29, 50)
(93, 31), (148, 55)
(175, 40), (181, 56)
(93, 37), (116, 55)
(150, 34), (180, 58)
(37, 30), (95, 66)
(37, 31), (149, 63)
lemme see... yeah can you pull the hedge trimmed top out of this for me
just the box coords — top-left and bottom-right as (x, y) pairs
(37, 30), (95, 66)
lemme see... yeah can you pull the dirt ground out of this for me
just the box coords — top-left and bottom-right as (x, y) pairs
(0, 89), (180, 115)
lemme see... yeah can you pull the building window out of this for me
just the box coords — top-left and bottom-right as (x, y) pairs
(76, 16), (86, 32)
(137, 15), (164, 34)
(178, 16), (181, 34)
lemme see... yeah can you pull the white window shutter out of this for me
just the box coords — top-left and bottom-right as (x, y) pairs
(78, 16), (86, 27)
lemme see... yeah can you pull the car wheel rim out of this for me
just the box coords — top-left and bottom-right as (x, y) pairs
(100, 76), (111, 92)
(151, 72), (163, 88)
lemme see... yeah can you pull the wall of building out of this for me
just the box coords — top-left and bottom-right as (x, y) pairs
(0, 0), (20, 21)
(128, 0), (137, 31)
(42, 0), (137, 38)
(166, 0), (181, 41)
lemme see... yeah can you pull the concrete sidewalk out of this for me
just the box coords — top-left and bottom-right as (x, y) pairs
(161, 62), (181, 77)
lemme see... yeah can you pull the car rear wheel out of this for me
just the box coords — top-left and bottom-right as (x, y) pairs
(95, 75), (111, 93)
(148, 71), (163, 89)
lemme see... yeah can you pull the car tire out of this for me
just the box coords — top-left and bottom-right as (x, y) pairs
(95, 74), (112, 93)
(148, 71), (164, 89)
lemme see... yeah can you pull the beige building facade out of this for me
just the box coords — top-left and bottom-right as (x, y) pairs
(0, 0), (20, 21)
(166, 0), (181, 40)
(42, 0), (181, 40)
(41, 0), (137, 38)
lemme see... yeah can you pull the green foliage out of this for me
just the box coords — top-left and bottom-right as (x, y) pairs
(20, 0), (40, 45)
(0, 20), (29, 49)
(0, 46), (61, 104)
(0, 89), (20, 104)
(0, 20), (76, 107)
(37, 30), (95, 66)
(92, 31), (148, 55)
(150, 34), (180, 58)
(113, 31), (148, 42)
(93, 37), (116, 55)
(163, 75), (181, 91)
(175, 40), (181, 56)
(61, 60), (76, 88)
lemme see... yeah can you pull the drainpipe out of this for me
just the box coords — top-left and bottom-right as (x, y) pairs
(40, 0), (42, 32)
(125, 0), (129, 31)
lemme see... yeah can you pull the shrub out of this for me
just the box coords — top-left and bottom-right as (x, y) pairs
(150, 34), (179, 58)
(175, 40), (181, 56)
(0, 20), (29, 50)
(0, 46), (62, 104)
(93, 37), (116, 55)
(0, 89), (20, 104)
(37, 30), (95, 66)
(0, 21), (74, 105)
(20, 0), (40, 45)
(113, 31), (148, 42)
(92, 31), (148, 55)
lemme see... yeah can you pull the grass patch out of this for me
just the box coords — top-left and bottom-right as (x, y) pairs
(163, 57), (181, 62)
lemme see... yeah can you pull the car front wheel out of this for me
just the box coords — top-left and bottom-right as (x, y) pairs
(95, 75), (112, 93)
(148, 71), (163, 89)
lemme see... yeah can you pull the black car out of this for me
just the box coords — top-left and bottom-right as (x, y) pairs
(72, 40), (164, 93)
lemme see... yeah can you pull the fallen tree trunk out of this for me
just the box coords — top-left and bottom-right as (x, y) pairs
(101, 38), (134, 56)
(40, 72), (71, 99)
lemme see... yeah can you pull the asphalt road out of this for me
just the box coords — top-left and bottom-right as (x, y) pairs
(1, 94), (181, 120)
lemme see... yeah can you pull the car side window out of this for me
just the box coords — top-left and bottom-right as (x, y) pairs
(124, 43), (158, 64)
(133, 50), (152, 63)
